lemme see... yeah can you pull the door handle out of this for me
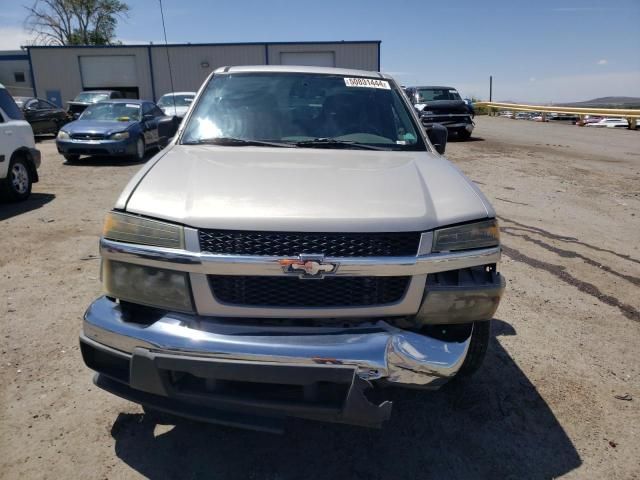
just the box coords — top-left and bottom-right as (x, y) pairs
(4, 130), (13, 135)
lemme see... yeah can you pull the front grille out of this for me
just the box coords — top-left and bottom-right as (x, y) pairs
(209, 275), (410, 307)
(421, 115), (471, 125)
(198, 230), (420, 257)
(71, 133), (106, 140)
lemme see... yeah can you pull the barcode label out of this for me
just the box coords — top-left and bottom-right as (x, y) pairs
(344, 77), (391, 89)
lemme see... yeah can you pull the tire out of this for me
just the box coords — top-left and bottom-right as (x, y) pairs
(456, 320), (490, 378)
(64, 154), (80, 163)
(457, 129), (472, 140)
(133, 137), (145, 161)
(1, 156), (32, 202)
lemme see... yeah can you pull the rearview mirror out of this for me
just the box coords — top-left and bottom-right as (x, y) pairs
(157, 116), (179, 148)
(426, 123), (448, 155)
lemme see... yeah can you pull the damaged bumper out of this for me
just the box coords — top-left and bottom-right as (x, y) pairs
(81, 296), (473, 430)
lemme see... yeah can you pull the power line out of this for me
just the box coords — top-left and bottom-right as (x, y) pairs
(158, 0), (176, 109)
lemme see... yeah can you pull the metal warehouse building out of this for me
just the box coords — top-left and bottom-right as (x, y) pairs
(0, 50), (32, 97)
(24, 41), (380, 107)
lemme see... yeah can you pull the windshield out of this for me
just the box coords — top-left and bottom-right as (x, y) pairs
(79, 102), (141, 122)
(158, 94), (195, 107)
(74, 92), (110, 103)
(416, 88), (462, 102)
(13, 97), (29, 108)
(181, 73), (424, 151)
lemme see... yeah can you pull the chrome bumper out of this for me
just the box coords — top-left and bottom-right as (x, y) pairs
(84, 296), (471, 388)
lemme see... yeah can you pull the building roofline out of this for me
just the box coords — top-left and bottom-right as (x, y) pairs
(0, 54), (29, 61)
(24, 40), (381, 50)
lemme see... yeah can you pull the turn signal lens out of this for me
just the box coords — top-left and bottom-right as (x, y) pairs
(432, 219), (500, 252)
(103, 211), (184, 249)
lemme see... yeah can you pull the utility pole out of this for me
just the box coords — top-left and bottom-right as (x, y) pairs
(489, 76), (493, 102)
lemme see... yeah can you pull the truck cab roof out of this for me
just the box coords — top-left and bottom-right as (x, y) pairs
(215, 64), (392, 79)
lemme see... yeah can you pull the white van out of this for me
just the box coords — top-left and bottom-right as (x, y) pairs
(0, 83), (41, 201)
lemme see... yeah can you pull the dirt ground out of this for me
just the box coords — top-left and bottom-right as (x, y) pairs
(1, 117), (639, 479)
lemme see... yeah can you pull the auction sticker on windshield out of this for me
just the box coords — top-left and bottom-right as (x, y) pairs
(344, 78), (390, 89)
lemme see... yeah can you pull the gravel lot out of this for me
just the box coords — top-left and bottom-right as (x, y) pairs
(1, 117), (639, 479)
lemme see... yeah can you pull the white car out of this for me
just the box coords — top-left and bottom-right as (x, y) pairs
(157, 92), (196, 118)
(0, 83), (41, 201)
(586, 118), (629, 128)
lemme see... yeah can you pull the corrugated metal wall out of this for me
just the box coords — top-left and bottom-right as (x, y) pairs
(0, 53), (32, 97)
(30, 46), (153, 105)
(151, 44), (265, 99)
(27, 42), (380, 105)
(267, 43), (378, 71)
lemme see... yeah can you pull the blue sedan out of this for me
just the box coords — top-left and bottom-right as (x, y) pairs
(56, 99), (172, 162)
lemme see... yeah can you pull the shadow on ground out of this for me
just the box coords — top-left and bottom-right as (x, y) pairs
(449, 136), (485, 143)
(110, 320), (581, 479)
(0, 193), (55, 221)
(63, 152), (155, 167)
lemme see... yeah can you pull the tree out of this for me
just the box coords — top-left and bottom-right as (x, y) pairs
(24, 0), (129, 46)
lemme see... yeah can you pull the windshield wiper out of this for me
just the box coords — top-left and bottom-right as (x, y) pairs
(183, 137), (297, 148)
(295, 138), (388, 150)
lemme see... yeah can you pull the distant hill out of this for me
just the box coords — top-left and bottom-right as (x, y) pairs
(562, 97), (640, 108)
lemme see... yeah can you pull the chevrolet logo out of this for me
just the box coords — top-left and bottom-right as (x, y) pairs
(279, 255), (338, 279)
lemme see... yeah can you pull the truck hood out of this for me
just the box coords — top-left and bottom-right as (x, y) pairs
(120, 146), (493, 232)
(415, 100), (470, 115)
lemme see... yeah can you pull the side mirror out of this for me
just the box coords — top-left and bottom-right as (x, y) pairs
(426, 123), (448, 154)
(157, 116), (179, 148)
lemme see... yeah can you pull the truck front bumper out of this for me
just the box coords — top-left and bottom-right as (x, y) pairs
(81, 295), (475, 430)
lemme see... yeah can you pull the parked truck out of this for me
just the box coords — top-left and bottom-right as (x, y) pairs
(80, 66), (505, 432)
(404, 85), (475, 140)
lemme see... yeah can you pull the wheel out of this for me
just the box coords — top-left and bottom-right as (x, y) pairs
(457, 129), (472, 140)
(1, 156), (32, 202)
(64, 154), (80, 163)
(133, 137), (145, 161)
(456, 321), (490, 377)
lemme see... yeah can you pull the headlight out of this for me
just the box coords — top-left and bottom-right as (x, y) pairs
(57, 130), (70, 139)
(432, 219), (499, 252)
(103, 211), (184, 249)
(110, 131), (130, 140)
(103, 259), (193, 312)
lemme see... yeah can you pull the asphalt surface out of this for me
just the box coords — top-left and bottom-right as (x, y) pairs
(1, 117), (639, 479)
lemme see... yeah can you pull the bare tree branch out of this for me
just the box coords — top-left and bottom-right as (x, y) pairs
(24, 0), (129, 46)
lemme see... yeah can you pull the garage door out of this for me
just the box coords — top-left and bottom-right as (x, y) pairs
(79, 55), (138, 88)
(279, 51), (335, 67)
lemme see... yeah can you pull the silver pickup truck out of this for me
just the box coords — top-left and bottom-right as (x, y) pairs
(81, 65), (504, 432)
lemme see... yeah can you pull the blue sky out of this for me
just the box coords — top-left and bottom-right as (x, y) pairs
(1, 0), (639, 102)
